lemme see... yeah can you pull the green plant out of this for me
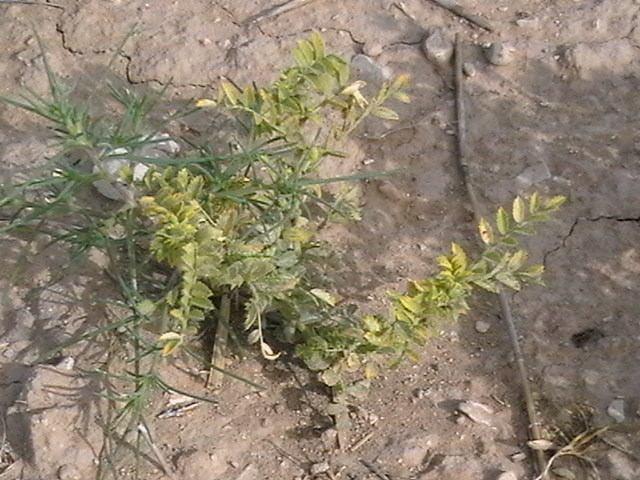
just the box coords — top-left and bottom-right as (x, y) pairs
(295, 193), (565, 397)
(0, 31), (564, 476)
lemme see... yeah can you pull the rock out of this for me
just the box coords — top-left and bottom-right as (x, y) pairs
(92, 134), (178, 201)
(516, 162), (551, 187)
(92, 156), (131, 201)
(607, 398), (626, 422)
(310, 460), (330, 475)
(475, 320), (491, 333)
(510, 451), (527, 462)
(463, 62), (477, 77)
(422, 28), (454, 66)
(457, 400), (494, 426)
(496, 472), (517, 480)
(53, 356), (75, 370)
(350, 54), (391, 88)
(604, 450), (637, 480)
(485, 42), (516, 66)
(320, 428), (338, 450)
(382, 434), (438, 469)
(515, 17), (539, 28)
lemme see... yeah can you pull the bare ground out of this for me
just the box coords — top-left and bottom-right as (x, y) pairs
(0, 1), (639, 479)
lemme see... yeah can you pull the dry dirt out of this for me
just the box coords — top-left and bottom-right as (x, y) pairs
(1, 1), (639, 479)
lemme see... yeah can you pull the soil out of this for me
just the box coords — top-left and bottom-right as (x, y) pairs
(1, 1), (639, 480)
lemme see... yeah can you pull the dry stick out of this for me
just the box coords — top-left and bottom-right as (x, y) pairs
(206, 293), (230, 388)
(242, 0), (319, 25)
(453, 35), (547, 478)
(0, 0), (64, 8)
(427, 0), (494, 32)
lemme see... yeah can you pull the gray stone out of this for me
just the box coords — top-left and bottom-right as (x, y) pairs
(475, 320), (491, 333)
(350, 54), (391, 87)
(458, 400), (494, 426)
(310, 461), (330, 475)
(463, 61), (477, 77)
(422, 28), (454, 66)
(496, 472), (517, 480)
(320, 428), (338, 449)
(486, 42), (516, 66)
(515, 17), (539, 29)
(607, 398), (626, 422)
(510, 452), (527, 462)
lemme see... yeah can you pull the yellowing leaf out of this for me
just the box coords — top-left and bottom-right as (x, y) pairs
(507, 250), (527, 270)
(544, 195), (567, 210)
(282, 227), (313, 243)
(392, 91), (411, 103)
(512, 196), (526, 224)
(371, 106), (400, 121)
(364, 363), (379, 379)
(158, 332), (183, 356)
(391, 73), (411, 90)
(310, 288), (338, 306)
(529, 191), (540, 213)
(340, 80), (366, 96)
(478, 218), (494, 244)
(496, 207), (509, 235)
(450, 243), (468, 270)
(309, 31), (325, 58)
(220, 80), (241, 105)
(195, 98), (216, 108)
(261, 341), (281, 360)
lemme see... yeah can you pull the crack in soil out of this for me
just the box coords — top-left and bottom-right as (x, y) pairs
(543, 214), (640, 266)
(55, 23), (82, 55)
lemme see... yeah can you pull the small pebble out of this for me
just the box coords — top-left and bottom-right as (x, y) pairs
(310, 461), (330, 475)
(475, 320), (491, 333)
(463, 62), (476, 77)
(510, 451), (527, 462)
(496, 472), (517, 480)
(422, 28), (454, 66)
(485, 42), (516, 66)
(607, 398), (626, 423)
(458, 400), (494, 426)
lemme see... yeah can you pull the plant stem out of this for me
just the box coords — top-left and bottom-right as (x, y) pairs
(206, 293), (230, 388)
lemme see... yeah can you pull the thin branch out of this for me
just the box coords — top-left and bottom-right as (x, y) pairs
(0, 0), (64, 9)
(427, 0), (494, 32)
(242, 0), (320, 25)
(453, 35), (546, 477)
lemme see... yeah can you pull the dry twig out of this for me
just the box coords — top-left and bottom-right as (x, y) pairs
(453, 34), (546, 477)
(242, 0), (320, 25)
(427, 0), (494, 31)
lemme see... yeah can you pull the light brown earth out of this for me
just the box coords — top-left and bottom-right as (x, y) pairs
(0, 1), (639, 479)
